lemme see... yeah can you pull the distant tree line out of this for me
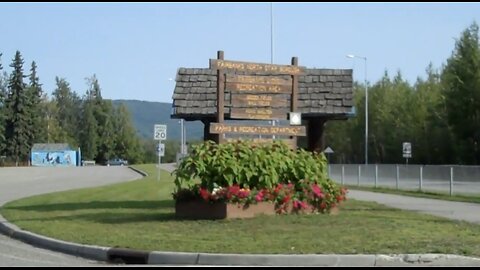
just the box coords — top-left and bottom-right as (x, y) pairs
(325, 22), (480, 165)
(0, 51), (151, 165)
(2, 23), (479, 166)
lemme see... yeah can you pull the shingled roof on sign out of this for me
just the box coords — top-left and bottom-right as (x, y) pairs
(171, 68), (354, 121)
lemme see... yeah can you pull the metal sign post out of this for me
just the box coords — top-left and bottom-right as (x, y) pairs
(158, 150), (161, 181)
(324, 146), (334, 178)
(157, 143), (165, 181)
(402, 142), (412, 165)
(154, 124), (167, 181)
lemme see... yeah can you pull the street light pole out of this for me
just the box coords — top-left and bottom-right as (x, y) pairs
(180, 119), (184, 155)
(270, 2), (274, 65)
(183, 120), (186, 154)
(270, 2), (276, 139)
(347, 54), (368, 165)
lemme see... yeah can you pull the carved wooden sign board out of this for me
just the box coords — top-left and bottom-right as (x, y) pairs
(209, 52), (306, 149)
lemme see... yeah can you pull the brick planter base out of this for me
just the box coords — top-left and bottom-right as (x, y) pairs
(175, 200), (276, 220)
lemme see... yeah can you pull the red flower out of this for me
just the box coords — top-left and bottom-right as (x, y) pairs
(228, 185), (240, 198)
(199, 188), (209, 201)
(237, 188), (250, 199)
(320, 202), (327, 210)
(274, 184), (283, 194)
(282, 195), (291, 203)
(293, 200), (299, 209)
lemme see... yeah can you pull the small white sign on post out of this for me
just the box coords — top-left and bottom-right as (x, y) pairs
(402, 142), (412, 158)
(154, 124), (167, 141)
(403, 142), (412, 165)
(157, 143), (165, 157)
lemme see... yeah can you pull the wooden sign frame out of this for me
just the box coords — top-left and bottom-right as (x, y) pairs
(209, 51), (303, 149)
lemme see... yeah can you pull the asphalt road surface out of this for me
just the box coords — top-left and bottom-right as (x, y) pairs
(0, 166), (142, 266)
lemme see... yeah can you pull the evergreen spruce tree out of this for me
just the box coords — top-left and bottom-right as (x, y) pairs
(5, 51), (30, 165)
(26, 61), (46, 145)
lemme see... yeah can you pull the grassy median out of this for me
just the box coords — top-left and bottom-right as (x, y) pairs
(1, 164), (480, 256)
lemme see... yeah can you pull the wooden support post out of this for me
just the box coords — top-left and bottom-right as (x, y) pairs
(216, 50), (225, 144)
(202, 119), (217, 142)
(290, 56), (299, 150)
(307, 118), (326, 153)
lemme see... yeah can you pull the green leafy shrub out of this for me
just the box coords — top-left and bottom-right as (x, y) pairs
(173, 140), (347, 214)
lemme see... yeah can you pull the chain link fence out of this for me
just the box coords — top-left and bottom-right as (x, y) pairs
(329, 164), (480, 196)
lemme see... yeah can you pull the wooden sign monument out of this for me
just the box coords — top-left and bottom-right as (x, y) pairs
(208, 51), (306, 149)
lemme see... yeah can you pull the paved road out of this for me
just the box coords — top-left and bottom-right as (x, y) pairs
(0, 166), (142, 266)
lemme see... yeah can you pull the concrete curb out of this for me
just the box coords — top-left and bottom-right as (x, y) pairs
(374, 254), (480, 266)
(128, 166), (148, 177)
(1, 215), (480, 266)
(194, 253), (376, 266)
(0, 217), (109, 262)
(148, 251), (199, 265)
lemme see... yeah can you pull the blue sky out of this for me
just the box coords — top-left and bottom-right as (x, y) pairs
(0, 2), (479, 103)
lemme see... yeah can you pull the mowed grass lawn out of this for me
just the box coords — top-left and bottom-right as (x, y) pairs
(1, 164), (480, 256)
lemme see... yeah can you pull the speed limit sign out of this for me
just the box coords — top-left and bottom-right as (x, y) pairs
(154, 124), (167, 141)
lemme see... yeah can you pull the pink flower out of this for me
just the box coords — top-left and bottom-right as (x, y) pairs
(293, 200), (308, 210)
(293, 200), (299, 209)
(300, 201), (307, 209)
(311, 184), (324, 199)
(255, 191), (264, 202)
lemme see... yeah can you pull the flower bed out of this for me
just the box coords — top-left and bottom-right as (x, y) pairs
(175, 200), (276, 220)
(172, 140), (348, 219)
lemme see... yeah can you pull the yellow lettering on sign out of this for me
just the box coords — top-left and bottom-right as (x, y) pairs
(235, 84), (283, 93)
(210, 123), (306, 136)
(233, 76), (290, 85)
(213, 60), (304, 75)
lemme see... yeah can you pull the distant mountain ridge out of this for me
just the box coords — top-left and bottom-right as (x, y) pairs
(111, 99), (204, 141)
